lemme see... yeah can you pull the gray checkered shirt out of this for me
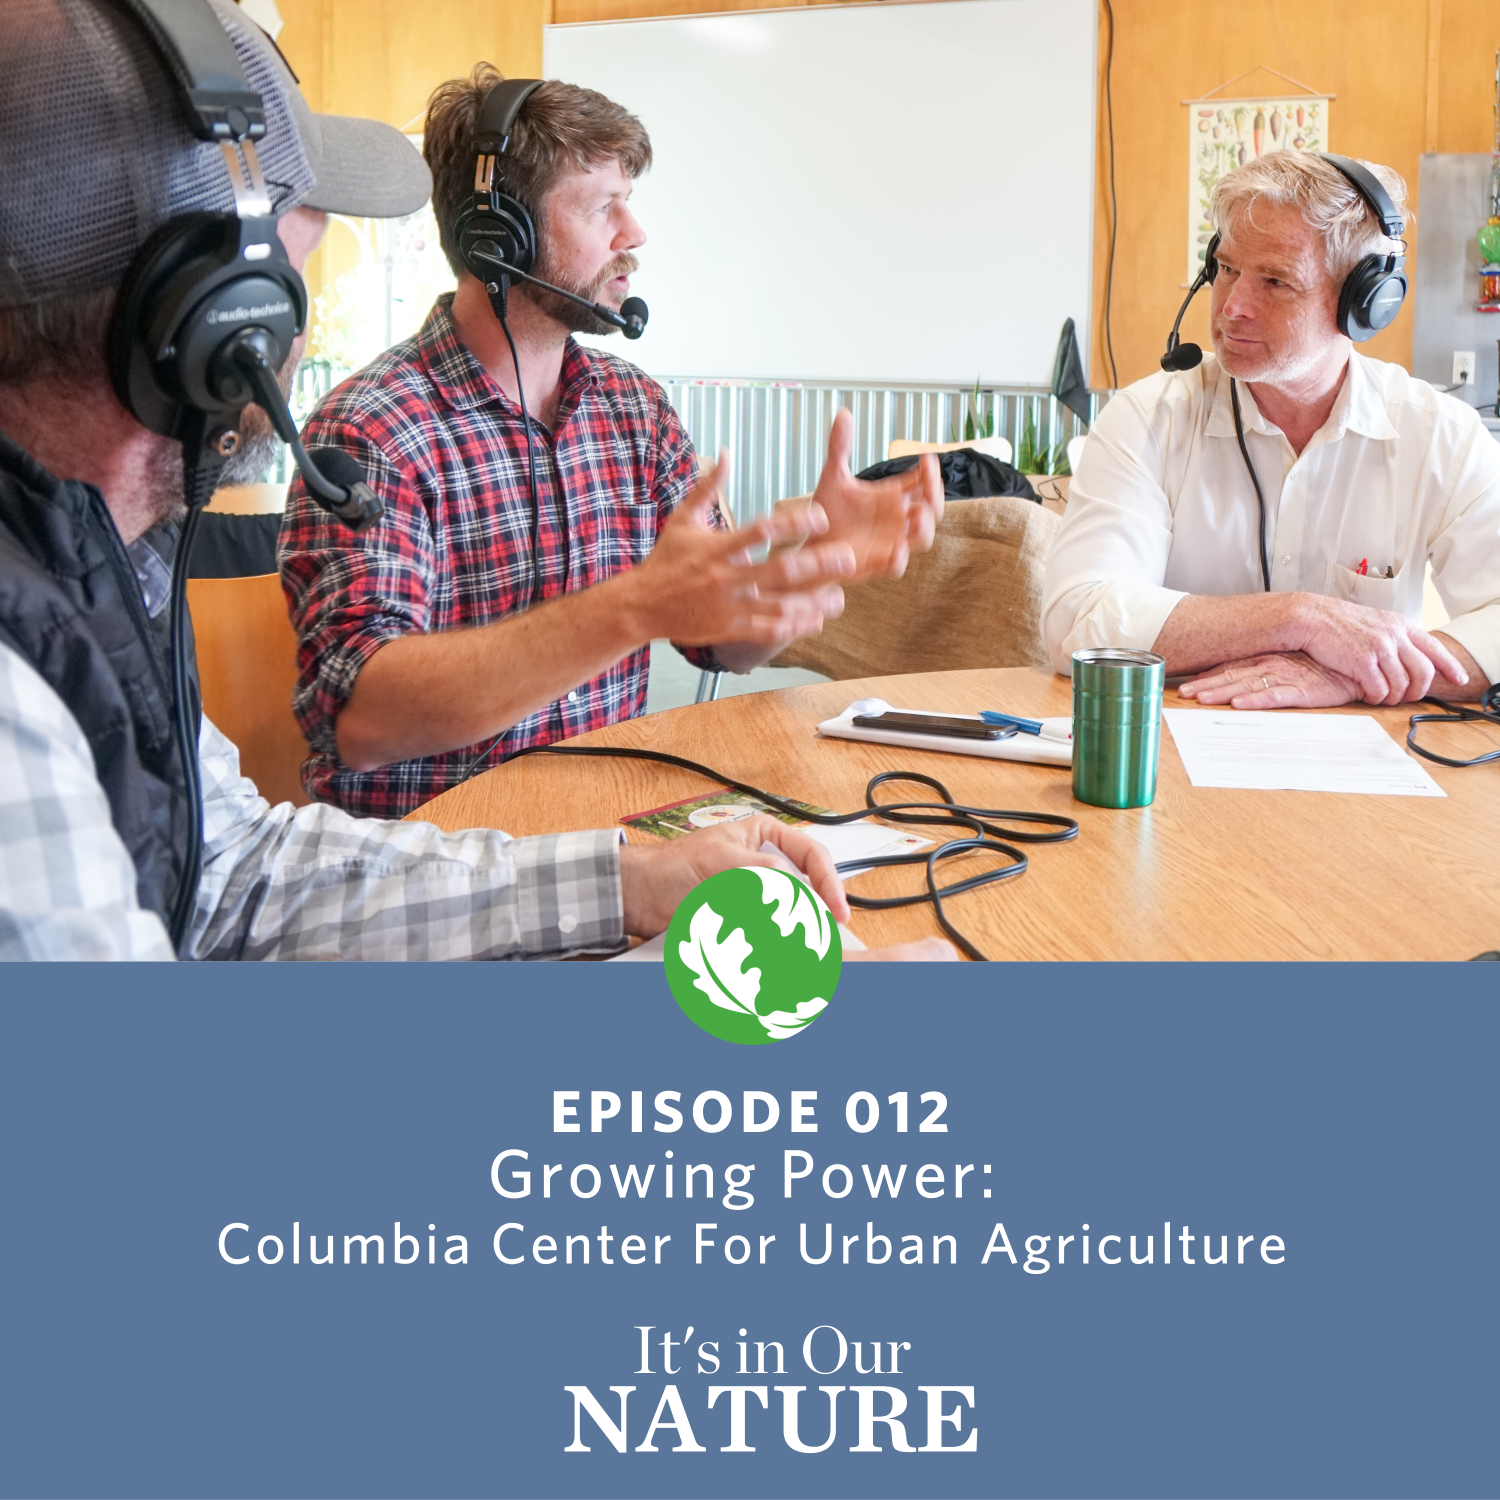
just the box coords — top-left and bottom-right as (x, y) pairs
(0, 642), (625, 961)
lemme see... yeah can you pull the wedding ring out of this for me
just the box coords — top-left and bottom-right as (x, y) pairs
(1260, 676), (1270, 691)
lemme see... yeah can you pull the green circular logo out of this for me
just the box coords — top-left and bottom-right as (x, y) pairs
(663, 867), (842, 1044)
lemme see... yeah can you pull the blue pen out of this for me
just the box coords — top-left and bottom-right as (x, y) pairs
(979, 709), (1044, 736)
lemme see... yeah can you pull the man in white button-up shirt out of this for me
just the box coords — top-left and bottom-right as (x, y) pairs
(1043, 152), (1498, 709)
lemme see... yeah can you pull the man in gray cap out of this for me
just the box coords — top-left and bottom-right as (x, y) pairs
(0, 0), (904, 961)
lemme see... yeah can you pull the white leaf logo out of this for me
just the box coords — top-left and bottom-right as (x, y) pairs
(750, 867), (832, 959)
(760, 997), (828, 1040)
(677, 902), (762, 1018)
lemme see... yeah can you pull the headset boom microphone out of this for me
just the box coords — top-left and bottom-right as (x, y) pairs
(1161, 265), (1209, 372)
(466, 243), (648, 338)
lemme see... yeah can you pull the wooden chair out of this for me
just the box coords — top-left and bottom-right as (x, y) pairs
(770, 491), (1060, 680)
(694, 435), (1040, 699)
(186, 572), (311, 807)
(206, 481), (289, 515)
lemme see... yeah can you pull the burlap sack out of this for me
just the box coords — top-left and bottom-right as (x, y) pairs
(772, 494), (1059, 679)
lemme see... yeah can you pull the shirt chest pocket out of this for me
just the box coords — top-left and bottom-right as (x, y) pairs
(621, 500), (660, 564)
(1324, 559), (1407, 612)
(567, 499), (658, 586)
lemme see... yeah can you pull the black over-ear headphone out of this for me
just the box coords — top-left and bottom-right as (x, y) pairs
(104, 0), (381, 530)
(453, 78), (546, 286)
(106, 0), (303, 492)
(1321, 153), (1408, 340)
(1162, 151), (1407, 372)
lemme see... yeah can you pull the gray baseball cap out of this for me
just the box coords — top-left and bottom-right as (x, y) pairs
(0, 0), (432, 309)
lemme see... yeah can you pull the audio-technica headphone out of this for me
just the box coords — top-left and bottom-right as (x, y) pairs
(104, 0), (307, 487)
(103, 0), (379, 530)
(1165, 152), (1407, 371)
(1320, 154), (1408, 339)
(453, 79), (546, 287)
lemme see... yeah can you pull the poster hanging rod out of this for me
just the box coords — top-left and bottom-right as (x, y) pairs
(1183, 92), (1337, 106)
(1184, 64), (1334, 106)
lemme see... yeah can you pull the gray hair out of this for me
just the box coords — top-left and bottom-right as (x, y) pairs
(1211, 152), (1408, 282)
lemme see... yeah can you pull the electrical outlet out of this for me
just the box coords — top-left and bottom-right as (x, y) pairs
(1453, 351), (1477, 386)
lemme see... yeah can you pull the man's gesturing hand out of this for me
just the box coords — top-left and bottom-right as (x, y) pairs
(621, 452), (855, 648)
(809, 407), (943, 579)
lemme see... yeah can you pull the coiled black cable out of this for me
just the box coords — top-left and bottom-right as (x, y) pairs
(1406, 683), (1500, 768)
(504, 743), (1079, 961)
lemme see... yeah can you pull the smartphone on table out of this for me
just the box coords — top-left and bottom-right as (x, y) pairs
(850, 711), (1013, 741)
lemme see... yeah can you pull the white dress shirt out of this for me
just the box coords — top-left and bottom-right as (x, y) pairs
(1041, 351), (1500, 683)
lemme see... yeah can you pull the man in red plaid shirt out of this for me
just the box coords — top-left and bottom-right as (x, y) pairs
(280, 69), (940, 819)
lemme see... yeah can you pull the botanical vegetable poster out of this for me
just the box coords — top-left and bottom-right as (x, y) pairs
(1186, 96), (1330, 281)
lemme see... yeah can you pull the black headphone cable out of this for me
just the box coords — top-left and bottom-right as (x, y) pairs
(502, 742), (1079, 961)
(165, 435), (222, 951)
(492, 287), (544, 608)
(462, 286), (555, 782)
(1229, 379), (1272, 593)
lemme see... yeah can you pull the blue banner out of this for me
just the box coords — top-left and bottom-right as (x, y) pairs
(0, 964), (1493, 1498)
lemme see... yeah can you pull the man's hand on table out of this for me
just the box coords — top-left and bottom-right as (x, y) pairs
(1172, 594), (1473, 708)
(1177, 651), (1362, 709)
(618, 815), (959, 960)
(1293, 595), (1468, 704)
(805, 407), (943, 580)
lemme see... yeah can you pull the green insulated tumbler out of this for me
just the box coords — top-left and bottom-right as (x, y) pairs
(1071, 648), (1166, 809)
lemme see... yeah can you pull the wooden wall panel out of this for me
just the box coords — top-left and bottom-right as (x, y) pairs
(274, 0), (547, 305)
(1435, 0), (1498, 154)
(271, 0), (1500, 387)
(1091, 0), (1437, 387)
(277, 0), (546, 124)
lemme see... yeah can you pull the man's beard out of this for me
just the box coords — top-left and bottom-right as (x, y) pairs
(141, 340), (298, 530)
(1210, 320), (1328, 388)
(218, 407), (283, 486)
(520, 251), (639, 337)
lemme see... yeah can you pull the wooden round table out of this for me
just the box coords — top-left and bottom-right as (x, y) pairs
(413, 667), (1500, 961)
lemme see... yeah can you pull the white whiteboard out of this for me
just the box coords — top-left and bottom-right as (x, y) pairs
(544, 0), (1096, 386)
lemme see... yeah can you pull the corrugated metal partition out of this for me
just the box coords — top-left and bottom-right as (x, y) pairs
(278, 368), (1106, 505)
(660, 380), (1108, 522)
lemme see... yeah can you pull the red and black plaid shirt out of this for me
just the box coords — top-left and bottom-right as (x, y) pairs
(279, 295), (712, 819)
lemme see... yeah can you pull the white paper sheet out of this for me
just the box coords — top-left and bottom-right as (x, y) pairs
(1162, 709), (1446, 796)
(809, 820), (931, 871)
